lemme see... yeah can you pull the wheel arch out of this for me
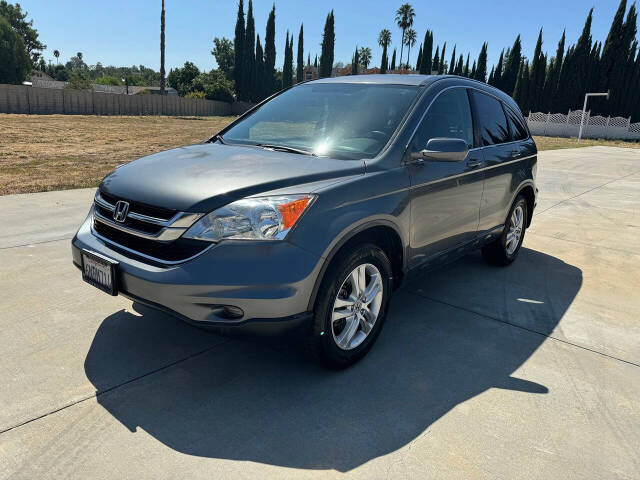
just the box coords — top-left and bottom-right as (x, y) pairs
(514, 182), (536, 227)
(306, 219), (406, 311)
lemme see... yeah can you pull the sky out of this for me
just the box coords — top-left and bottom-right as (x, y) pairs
(22, 0), (633, 74)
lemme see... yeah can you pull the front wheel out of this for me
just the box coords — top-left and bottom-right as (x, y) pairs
(482, 195), (528, 266)
(306, 243), (392, 369)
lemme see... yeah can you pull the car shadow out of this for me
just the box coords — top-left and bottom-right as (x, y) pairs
(85, 248), (582, 472)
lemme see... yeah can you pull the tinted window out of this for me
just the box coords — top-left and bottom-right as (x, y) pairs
(222, 83), (419, 160)
(504, 105), (529, 141)
(411, 88), (473, 151)
(471, 91), (510, 146)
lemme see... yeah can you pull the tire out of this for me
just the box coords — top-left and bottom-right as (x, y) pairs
(482, 195), (528, 266)
(306, 243), (392, 369)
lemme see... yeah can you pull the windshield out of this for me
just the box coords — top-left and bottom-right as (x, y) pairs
(221, 83), (420, 159)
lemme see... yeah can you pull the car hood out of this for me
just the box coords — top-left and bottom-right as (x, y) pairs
(99, 143), (365, 213)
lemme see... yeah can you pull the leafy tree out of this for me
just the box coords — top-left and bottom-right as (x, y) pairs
(296, 24), (304, 83)
(395, 3), (415, 65)
(390, 48), (396, 70)
(160, 0), (166, 95)
(360, 46), (372, 70)
(264, 4), (276, 91)
(65, 71), (92, 90)
(404, 28), (416, 66)
(378, 29), (392, 73)
(0, 1), (44, 63)
(192, 70), (235, 103)
(319, 10), (335, 78)
(212, 37), (234, 80)
(243, 0), (255, 100)
(167, 61), (200, 96)
(94, 76), (122, 86)
(233, 0), (245, 97)
(420, 30), (433, 74)
(0, 15), (30, 83)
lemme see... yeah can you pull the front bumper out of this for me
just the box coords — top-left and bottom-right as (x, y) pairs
(72, 213), (322, 334)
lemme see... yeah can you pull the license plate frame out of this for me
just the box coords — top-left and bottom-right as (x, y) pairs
(81, 249), (119, 296)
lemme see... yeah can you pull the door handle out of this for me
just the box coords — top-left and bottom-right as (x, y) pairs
(510, 150), (520, 158)
(467, 160), (483, 169)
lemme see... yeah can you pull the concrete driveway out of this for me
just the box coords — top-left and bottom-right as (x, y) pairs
(1, 146), (639, 479)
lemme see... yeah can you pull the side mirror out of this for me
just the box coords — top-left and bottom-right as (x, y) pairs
(410, 138), (470, 162)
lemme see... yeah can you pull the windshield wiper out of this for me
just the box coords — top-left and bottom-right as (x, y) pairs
(256, 143), (317, 156)
(210, 134), (226, 144)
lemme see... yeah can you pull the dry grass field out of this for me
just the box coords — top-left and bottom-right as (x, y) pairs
(1, 113), (639, 195)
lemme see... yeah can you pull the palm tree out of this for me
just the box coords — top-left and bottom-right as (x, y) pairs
(378, 29), (392, 49)
(395, 3), (415, 65)
(160, 0), (166, 95)
(53, 50), (60, 64)
(360, 47), (372, 70)
(404, 28), (417, 68)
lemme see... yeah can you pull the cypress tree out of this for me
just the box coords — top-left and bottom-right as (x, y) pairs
(449, 44), (456, 74)
(319, 10), (335, 78)
(463, 53), (470, 77)
(599, 0), (627, 92)
(607, 3), (637, 116)
(502, 35), (522, 94)
(545, 29), (565, 111)
(264, 4), (276, 94)
(513, 60), (530, 112)
(308, 53), (311, 66)
(455, 54), (464, 75)
(296, 24), (304, 83)
(380, 43), (388, 73)
(390, 48), (397, 70)
(432, 45), (440, 73)
(254, 34), (264, 101)
(243, 0), (255, 101)
(471, 60), (477, 78)
(416, 44), (422, 71)
(314, 54), (318, 68)
(352, 46), (359, 75)
(420, 30), (433, 74)
(233, 0), (245, 98)
(528, 29), (546, 112)
(488, 66), (495, 85)
(439, 42), (447, 74)
(282, 31), (293, 89)
(475, 42), (488, 81)
(490, 50), (504, 89)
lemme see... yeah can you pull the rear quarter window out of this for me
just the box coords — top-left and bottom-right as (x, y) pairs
(470, 91), (510, 146)
(504, 105), (529, 141)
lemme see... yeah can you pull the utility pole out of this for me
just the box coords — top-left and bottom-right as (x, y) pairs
(577, 91), (609, 144)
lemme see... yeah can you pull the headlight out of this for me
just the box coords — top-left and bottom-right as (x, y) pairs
(183, 194), (315, 242)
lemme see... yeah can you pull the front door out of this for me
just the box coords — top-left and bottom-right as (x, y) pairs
(407, 87), (484, 269)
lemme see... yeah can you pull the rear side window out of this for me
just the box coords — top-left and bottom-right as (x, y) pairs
(411, 88), (474, 150)
(504, 106), (529, 141)
(470, 91), (509, 146)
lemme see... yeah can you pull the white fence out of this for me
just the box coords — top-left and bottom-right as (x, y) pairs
(527, 110), (640, 140)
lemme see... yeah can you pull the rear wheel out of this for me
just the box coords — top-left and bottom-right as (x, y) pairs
(306, 243), (392, 369)
(482, 195), (528, 266)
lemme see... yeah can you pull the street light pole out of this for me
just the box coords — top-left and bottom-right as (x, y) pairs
(577, 91), (609, 144)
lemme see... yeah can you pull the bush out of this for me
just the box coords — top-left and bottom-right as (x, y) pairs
(185, 90), (205, 99)
(94, 76), (122, 86)
(0, 15), (31, 84)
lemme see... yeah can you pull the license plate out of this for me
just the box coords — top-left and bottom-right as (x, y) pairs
(81, 249), (118, 296)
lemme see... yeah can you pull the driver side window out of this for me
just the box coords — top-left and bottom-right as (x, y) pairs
(411, 88), (474, 151)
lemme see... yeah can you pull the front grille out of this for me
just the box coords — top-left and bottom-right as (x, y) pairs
(100, 191), (176, 221)
(94, 203), (163, 235)
(94, 221), (210, 263)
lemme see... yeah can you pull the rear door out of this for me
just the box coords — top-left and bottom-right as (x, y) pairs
(469, 90), (519, 233)
(407, 87), (484, 268)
